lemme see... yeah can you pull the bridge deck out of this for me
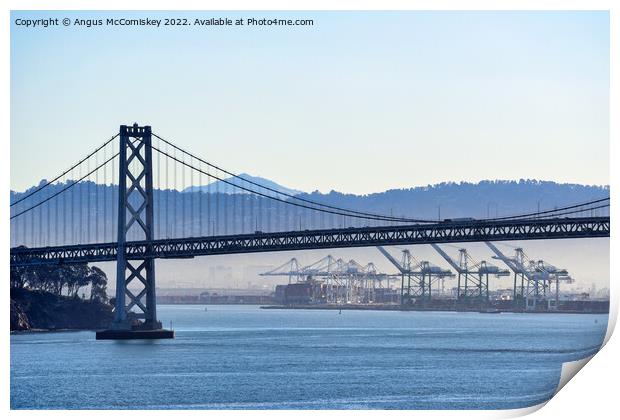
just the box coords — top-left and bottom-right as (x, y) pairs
(10, 217), (610, 267)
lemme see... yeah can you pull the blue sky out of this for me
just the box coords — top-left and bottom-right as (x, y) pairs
(11, 11), (609, 194)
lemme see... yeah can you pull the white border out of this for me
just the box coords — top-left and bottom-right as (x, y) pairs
(2, 1), (617, 419)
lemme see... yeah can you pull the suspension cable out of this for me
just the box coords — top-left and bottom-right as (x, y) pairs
(10, 133), (119, 207)
(152, 146), (430, 223)
(152, 132), (434, 223)
(510, 203), (610, 220)
(10, 152), (119, 220)
(484, 197), (609, 221)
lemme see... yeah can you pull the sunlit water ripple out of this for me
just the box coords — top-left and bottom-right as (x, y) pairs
(10, 305), (608, 409)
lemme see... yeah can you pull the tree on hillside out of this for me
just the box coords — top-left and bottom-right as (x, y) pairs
(10, 256), (108, 302)
(89, 266), (108, 303)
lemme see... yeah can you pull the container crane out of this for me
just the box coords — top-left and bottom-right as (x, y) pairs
(259, 257), (302, 284)
(431, 244), (509, 303)
(377, 246), (452, 304)
(485, 242), (574, 310)
(262, 255), (394, 305)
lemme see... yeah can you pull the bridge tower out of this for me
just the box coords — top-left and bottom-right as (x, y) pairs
(97, 124), (172, 339)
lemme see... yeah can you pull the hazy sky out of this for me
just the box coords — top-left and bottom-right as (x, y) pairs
(11, 11), (609, 194)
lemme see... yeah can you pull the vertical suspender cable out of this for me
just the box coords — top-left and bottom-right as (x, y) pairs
(95, 151), (99, 243)
(190, 155), (194, 236)
(157, 138), (161, 240)
(54, 181), (58, 245)
(79, 163), (83, 243)
(103, 142), (107, 243)
(111, 146), (116, 242)
(29, 194), (34, 246)
(24, 197), (28, 246)
(173, 147), (177, 238)
(71, 168), (75, 244)
(12, 200), (17, 246)
(266, 191), (270, 232)
(266, 193), (270, 231)
(241, 178), (245, 234)
(182, 153), (186, 237)
(16, 201), (20, 246)
(88, 155), (92, 243)
(232, 181), (236, 234)
(19, 201), (23, 246)
(207, 171), (211, 235)
(275, 197), (280, 232)
(250, 185), (255, 232)
(10, 210), (14, 247)
(225, 169), (230, 234)
(165, 143), (169, 238)
(257, 188), (262, 231)
(46, 189), (50, 246)
(38, 190), (42, 246)
(63, 176), (67, 245)
(232, 184), (236, 234)
(199, 162), (203, 236)
(215, 166), (220, 235)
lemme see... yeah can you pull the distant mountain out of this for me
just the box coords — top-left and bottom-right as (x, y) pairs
(183, 173), (303, 196)
(295, 179), (609, 220)
(10, 179), (609, 247)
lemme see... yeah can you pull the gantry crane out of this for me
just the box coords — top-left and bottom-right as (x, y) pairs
(485, 242), (574, 310)
(527, 259), (573, 310)
(431, 244), (509, 304)
(261, 255), (393, 304)
(377, 246), (452, 305)
(259, 257), (302, 284)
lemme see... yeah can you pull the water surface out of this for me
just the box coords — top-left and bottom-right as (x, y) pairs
(10, 305), (608, 409)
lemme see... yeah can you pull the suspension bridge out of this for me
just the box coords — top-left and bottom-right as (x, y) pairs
(9, 124), (610, 338)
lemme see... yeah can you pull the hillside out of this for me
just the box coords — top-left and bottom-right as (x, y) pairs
(10, 288), (113, 332)
(10, 179), (609, 245)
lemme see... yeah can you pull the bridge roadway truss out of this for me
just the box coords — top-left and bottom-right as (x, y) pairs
(10, 216), (610, 268)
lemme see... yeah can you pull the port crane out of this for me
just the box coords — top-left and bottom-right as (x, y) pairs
(527, 258), (574, 309)
(430, 244), (509, 303)
(485, 242), (573, 310)
(260, 257), (303, 284)
(377, 246), (452, 304)
(262, 255), (393, 304)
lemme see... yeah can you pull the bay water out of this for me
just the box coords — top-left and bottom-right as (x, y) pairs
(10, 305), (607, 409)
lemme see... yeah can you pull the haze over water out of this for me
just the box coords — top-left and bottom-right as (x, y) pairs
(11, 305), (607, 409)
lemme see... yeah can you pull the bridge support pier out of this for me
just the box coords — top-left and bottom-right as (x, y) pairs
(96, 124), (173, 340)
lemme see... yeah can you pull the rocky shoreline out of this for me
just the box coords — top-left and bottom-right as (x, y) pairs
(10, 288), (113, 332)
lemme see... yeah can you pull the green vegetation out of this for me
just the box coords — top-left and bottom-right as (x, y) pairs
(10, 247), (108, 303)
(10, 253), (112, 331)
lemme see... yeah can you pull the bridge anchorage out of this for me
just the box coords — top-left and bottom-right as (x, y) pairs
(96, 124), (172, 340)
